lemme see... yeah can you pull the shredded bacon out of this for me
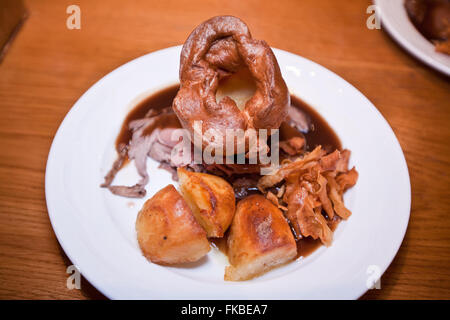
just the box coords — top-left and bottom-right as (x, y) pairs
(317, 174), (334, 219)
(337, 167), (358, 191)
(336, 149), (350, 173)
(266, 191), (288, 212)
(277, 184), (286, 198)
(258, 146), (325, 191)
(279, 136), (305, 156)
(319, 150), (340, 171)
(257, 146), (358, 246)
(326, 173), (351, 220)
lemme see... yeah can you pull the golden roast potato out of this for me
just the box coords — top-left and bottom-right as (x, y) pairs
(178, 167), (236, 238)
(225, 194), (297, 281)
(136, 184), (210, 265)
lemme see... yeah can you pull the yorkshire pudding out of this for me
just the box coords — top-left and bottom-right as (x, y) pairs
(173, 16), (290, 154)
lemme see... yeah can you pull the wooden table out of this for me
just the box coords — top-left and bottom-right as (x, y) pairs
(0, 0), (448, 300)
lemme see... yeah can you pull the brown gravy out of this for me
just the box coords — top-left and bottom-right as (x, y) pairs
(290, 95), (341, 152)
(115, 84), (180, 151)
(117, 85), (342, 259)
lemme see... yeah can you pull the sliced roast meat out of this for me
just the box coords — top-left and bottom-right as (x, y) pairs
(287, 106), (310, 133)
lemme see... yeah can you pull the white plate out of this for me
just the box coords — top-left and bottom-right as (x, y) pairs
(45, 45), (411, 299)
(375, 0), (450, 76)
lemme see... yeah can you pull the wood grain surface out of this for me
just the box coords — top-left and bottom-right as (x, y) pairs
(0, 0), (449, 300)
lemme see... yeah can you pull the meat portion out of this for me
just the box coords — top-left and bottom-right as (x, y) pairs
(101, 142), (128, 188)
(257, 146), (358, 246)
(287, 106), (310, 133)
(101, 108), (188, 198)
(279, 136), (305, 156)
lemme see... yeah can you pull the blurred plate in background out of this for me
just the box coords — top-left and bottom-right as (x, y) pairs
(375, 0), (450, 76)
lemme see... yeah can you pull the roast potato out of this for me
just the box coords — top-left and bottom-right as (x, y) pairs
(136, 184), (210, 264)
(178, 167), (236, 238)
(225, 194), (297, 281)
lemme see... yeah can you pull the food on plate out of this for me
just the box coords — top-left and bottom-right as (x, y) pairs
(178, 167), (236, 238)
(135, 184), (210, 264)
(258, 146), (358, 246)
(405, 0), (450, 54)
(100, 20), (311, 199)
(173, 15), (290, 153)
(101, 103), (183, 198)
(102, 15), (358, 280)
(224, 195), (297, 281)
